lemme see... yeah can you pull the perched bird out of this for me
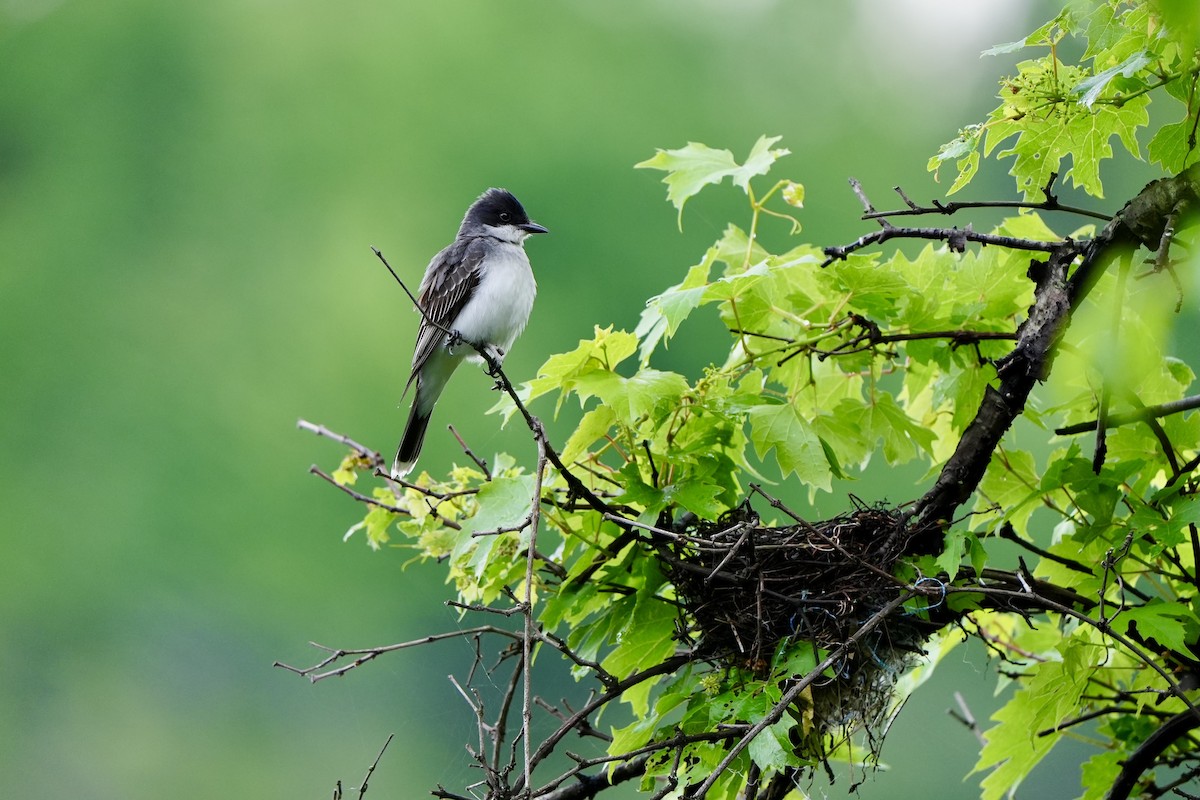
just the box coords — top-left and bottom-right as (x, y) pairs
(391, 188), (547, 478)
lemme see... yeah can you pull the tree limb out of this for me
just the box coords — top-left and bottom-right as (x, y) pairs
(1106, 710), (1200, 800)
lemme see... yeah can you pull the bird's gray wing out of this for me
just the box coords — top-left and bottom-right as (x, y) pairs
(401, 238), (484, 399)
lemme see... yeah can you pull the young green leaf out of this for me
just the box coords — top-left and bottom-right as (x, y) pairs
(635, 136), (790, 227)
(747, 402), (833, 491)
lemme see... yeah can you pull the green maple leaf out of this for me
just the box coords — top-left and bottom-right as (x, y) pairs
(511, 326), (640, 416)
(1119, 601), (1198, 653)
(636, 253), (715, 363)
(975, 648), (1088, 800)
(861, 392), (936, 464)
(636, 135), (790, 227)
(560, 405), (617, 463)
(1148, 115), (1200, 172)
(747, 401), (833, 490)
(602, 592), (677, 687)
(1072, 51), (1151, 108)
(990, 94), (1148, 199)
(573, 368), (689, 424)
(928, 126), (983, 194)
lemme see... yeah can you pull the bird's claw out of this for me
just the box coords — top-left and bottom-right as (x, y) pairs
(446, 329), (465, 353)
(483, 345), (505, 377)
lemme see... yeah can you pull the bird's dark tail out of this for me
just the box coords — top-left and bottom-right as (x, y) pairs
(392, 405), (432, 478)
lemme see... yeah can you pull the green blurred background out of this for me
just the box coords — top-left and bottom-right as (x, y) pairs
(1, 0), (1172, 797)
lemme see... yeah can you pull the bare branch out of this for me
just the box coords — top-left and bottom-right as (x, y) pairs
(308, 465), (415, 518)
(1055, 394), (1200, 435)
(520, 443), (549, 795)
(848, 177), (892, 229)
(273, 626), (524, 682)
(355, 734), (394, 799)
(821, 224), (1062, 268)
(863, 183), (1111, 223)
(511, 655), (693, 795)
(298, 420), (385, 468)
(448, 423), (492, 480)
(949, 691), (986, 746)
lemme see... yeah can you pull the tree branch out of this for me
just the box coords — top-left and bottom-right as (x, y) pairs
(273, 626), (524, 682)
(863, 173), (1111, 223)
(913, 163), (1200, 534)
(1106, 710), (1200, 800)
(913, 241), (1080, 531)
(821, 224), (1062, 268)
(1055, 394), (1200, 435)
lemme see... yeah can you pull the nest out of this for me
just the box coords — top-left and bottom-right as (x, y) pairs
(659, 499), (937, 759)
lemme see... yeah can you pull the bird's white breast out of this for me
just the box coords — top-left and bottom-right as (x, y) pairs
(452, 244), (537, 356)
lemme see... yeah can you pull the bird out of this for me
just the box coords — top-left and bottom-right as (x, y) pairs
(391, 188), (548, 479)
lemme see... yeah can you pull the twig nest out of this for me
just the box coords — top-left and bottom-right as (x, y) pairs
(659, 500), (936, 757)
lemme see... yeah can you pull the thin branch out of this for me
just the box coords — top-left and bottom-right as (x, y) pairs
(849, 176), (892, 229)
(1055, 395), (1200, 435)
(865, 186), (1111, 224)
(1037, 706), (1167, 737)
(273, 626), (524, 682)
(534, 697), (612, 743)
(1121, 390), (1182, 477)
(1167, 452), (1200, 488)
(1091, 256), (1131, 473)
(949, 691), (987, 746)
(521, 443), (549, 795)
(748, 483), (805, 522)
(1191, 524), (1200, 596)
(491, 657), (524, 777)
(815, 319), (1017, 359)
(431, 787), (475, 800)
(355, 734), (394, 799)
(537, 754), (655, 800)
(684, 590), (916, 799)
(538, 730), (748, 799)
(511, 655), (693, 795)
(448, 424), (492, 480)
(298, 419), (386, 468)
(1143, 201), (1187, 313)
(309, 465), (413, 517)
(997, 522), (1092, 575)
(947, 584), (1200, 724)
(485, 359), (622, 521)
(373, 247), (458, 340)
(821, 224), (1062, 267)
(448, 674), (491, 782)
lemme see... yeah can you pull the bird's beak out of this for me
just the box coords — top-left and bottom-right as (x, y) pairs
(520, 221), (549, 235)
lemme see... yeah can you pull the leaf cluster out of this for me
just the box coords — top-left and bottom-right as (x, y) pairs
(930, 0), (1200, 197)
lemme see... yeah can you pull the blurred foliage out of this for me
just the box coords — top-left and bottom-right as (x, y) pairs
(2, 0), (1171, 798)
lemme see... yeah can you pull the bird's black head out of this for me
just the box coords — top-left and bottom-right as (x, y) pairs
(461, 188), (549, 238)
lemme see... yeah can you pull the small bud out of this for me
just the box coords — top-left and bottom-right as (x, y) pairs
(783, 181), (805, 208)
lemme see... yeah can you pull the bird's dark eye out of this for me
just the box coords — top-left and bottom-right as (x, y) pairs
(499, 212), (511, 222)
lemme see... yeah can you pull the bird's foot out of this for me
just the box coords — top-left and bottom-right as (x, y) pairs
(446, 329), (466, 354)
(483, 345), (505, 377)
